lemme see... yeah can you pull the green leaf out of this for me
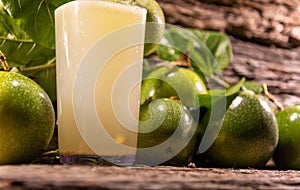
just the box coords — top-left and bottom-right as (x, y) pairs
(0, 10), (55, 67)
(0, 8), (56, 100)
(243, 81), (263, 94)
(2, 0), (70, 49)
(225, 77), (245, 96)
(198, 78), (245, 109)
(157, 28), (232, 76)
(158, 28), (191, 61)
(157, 28), (214, 79)
(190, 29), (232, 70)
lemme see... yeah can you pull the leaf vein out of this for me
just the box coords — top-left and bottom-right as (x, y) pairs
(36, 0), (45, 35)
(45, 0), (54, 26)
(18, 0), (22, 11)
(26, 43), (37, 56)
(0, 37), (33, 43)
(16, 42), (23, 50)
(0, 40), (6, 47)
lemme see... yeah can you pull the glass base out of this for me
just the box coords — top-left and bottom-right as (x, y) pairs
(60, 154), (136, 166)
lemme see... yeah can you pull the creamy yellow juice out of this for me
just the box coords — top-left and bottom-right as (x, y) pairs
(55, 0), (146, 165)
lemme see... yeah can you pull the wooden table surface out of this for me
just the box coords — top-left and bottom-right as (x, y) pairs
(0, 164), (300, 189)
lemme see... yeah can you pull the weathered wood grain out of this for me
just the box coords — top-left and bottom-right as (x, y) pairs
(158, 0), (300, 48)
(1, 165), (300, 189)
(224, 36), (300, 107)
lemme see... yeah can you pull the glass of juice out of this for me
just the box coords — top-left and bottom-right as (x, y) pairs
(55, 0), (147, 165)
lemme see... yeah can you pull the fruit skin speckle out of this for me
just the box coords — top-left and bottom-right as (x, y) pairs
(140, 66), (207, 108)
(136, 98), (198, 166)
(197, 92), (279, 168)
(0, 71), (55, 164)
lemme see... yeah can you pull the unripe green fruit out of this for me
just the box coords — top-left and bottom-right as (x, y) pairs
(273, 105), (300, 169)
(136, 98), (198, 165)
(197, 91), (278, 168)
(0, 71), (55, 164)
(140, 66), (207, 108)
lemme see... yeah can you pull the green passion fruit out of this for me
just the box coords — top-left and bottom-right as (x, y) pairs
(136, 98), (198, 166)
(273, 105), (300, 169)
(197, 91), (278, 168)
(0, 71), (55, 164)
(140, 66), (207, 108)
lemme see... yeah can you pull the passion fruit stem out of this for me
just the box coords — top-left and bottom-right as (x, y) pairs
(19, 58), (56, 73)
(262, 83), (284, 111)
(41, 149), (59, 159)
(0, 51), (10, 71)
(170, 53), (191, 68)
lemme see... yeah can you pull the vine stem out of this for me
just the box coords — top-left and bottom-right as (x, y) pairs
(262, 83), (284, 111)
(210, 75), (231, 89)
(19, 58), (56, 73)
(0, 51), (10, 71)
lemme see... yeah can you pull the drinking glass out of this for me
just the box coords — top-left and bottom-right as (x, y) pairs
(55, 0), (146, 165)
